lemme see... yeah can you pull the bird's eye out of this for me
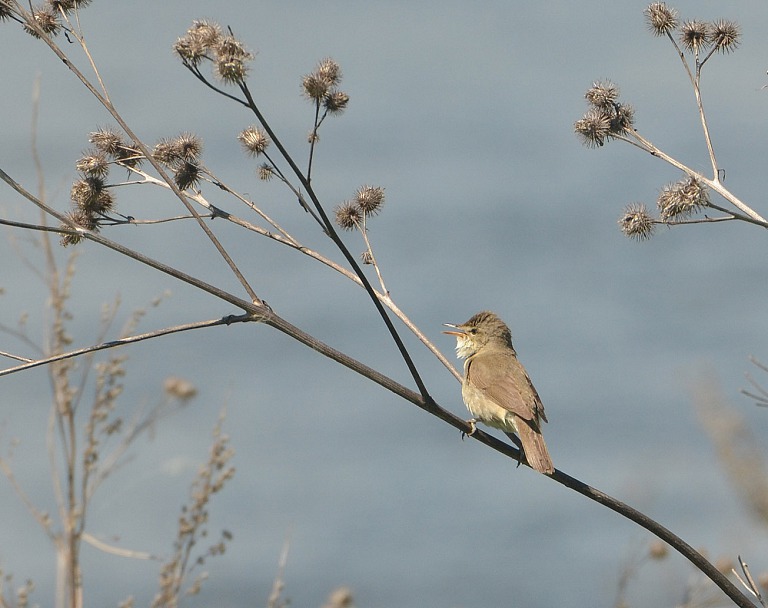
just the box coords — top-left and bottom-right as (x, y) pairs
(468, 328), (477, 334)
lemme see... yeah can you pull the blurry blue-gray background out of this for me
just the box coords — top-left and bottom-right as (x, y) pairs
(1, 2), (768, 607)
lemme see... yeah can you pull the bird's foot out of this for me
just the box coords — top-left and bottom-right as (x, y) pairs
(461, 418), (478, 440)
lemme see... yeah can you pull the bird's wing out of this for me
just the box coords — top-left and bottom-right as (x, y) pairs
(466, 351), (547, 425)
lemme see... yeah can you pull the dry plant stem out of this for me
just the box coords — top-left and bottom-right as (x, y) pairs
(236, 81), (432, 400)
(358, 215), (389, 296)
(618, 130), (768, 225)
(733, 556), (767, 608)
(18, 11), (265, 308)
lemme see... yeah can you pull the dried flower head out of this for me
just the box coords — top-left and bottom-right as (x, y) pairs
(71, 176), (104, 208)
(75, 151), (110, 177)
(174, 132), (203, 161)
(89, 127), (125, 157)
(323, 90), (350, 114)
(355, 185), (385, 216)
(188, 20), (221, 48)
(334, 201), (362, 230)
(644, 3), (678, 36)
(657, 176), (708, 221)
(609, 103), (635, 136)
(257, 163), (274, 181)
(174, 161), (201, 190)
(585, 80), (620, 109)
(711, 19), (740, 53)
(213, 35), (253, 83)
(317, 58), (342, 86)
(679, 20), (711, 52)
(238, 126), (270, 156)
(574, 108), (612, 147)
(618, 203), (655, 240)
(0, 1), (14, 21)
(60, 209), (96, 245)
(174, 20), (222, 66)
(24, 5), (61, 37)
(302, 73), (330, 101)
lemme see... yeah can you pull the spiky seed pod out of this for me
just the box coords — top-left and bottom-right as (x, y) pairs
(24, 5), (61, 37)
(152, 139), (179, 166)
(644, 3), (678, 36)
(213, 35), (253, 83)
(173, 36), (207, 66)
(585, 81), (620, 109)
(257, 163), (274, 181)
(574, 108), (612, 147)
(316, 58), (342, 86)
(657, 176), (708, 221)
(75, 151), (109, 178)
(0, 1), (14, 21)
(173, 132), (203, 161)
(711, 19), (740, 53)
(114, 143), (143, 168)
(188, 20), (221, 49)
(618, 204), (655, 240)
(89, 128), (125, 157)
(238, 126), (270, 156)
(60, 209), (97, 245)
(174, 161), (201, 190)
(323, 90), (350, 114)
(71, 176), (105, 211)
(334, 201), (362, 230)
(609, 103), (635, 136)
(679, 20), (711, 52)
(355, 185), (385, 216)
(302, 73), (330, 100)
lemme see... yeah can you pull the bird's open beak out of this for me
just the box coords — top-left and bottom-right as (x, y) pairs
(442, 323), (464, 336)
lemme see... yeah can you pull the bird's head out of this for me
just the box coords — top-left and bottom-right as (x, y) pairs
(442, 310), (513, 359)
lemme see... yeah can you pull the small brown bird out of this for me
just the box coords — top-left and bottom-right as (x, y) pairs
(443, 311), (554, 474)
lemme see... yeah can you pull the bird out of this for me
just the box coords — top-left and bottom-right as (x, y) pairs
(443, 311), (554, 474)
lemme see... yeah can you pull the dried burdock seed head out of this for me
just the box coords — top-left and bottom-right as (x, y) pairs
(355, 185), (385, 216)
(644, 3), (678, 36)
(585, 80), (620, 109)
(75, 151), (109, 177)
(302, 73), (330, 101)
(334, 201), (362, 230)
(711, 19), (740, 53)
(48, 0), (89, 13)
(317, 58), (342, 86)
(360, 251), (374, 265)
(71, 176), (104, 208)
(619, 203), (655, 240)
(257, 163), (274, 181)
(323, 90), (350, 114)
(574, 108), (612, 147)
(188, 19), (221, 48)
(89, 127), (125, 157)
(173, 132), (203, 161)
(24, 5), (61, 37)
(213, 35), (253, 83)
(609, 103), (635, 136)
(174, 161), (201, 190)
(657, 176), (708, 221)
(60, 209), (96, 245)
(173, 36), (206, 66)
(679, 20), (711, 52)
(0, 1), (14, 21)
(238, 126), (270, 156)
(70, 208), (97, 230)
(114, 143), (143, 168)
(152, 139), (178, 166)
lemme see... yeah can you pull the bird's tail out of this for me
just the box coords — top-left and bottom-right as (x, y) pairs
(511, 423), (554, 475)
